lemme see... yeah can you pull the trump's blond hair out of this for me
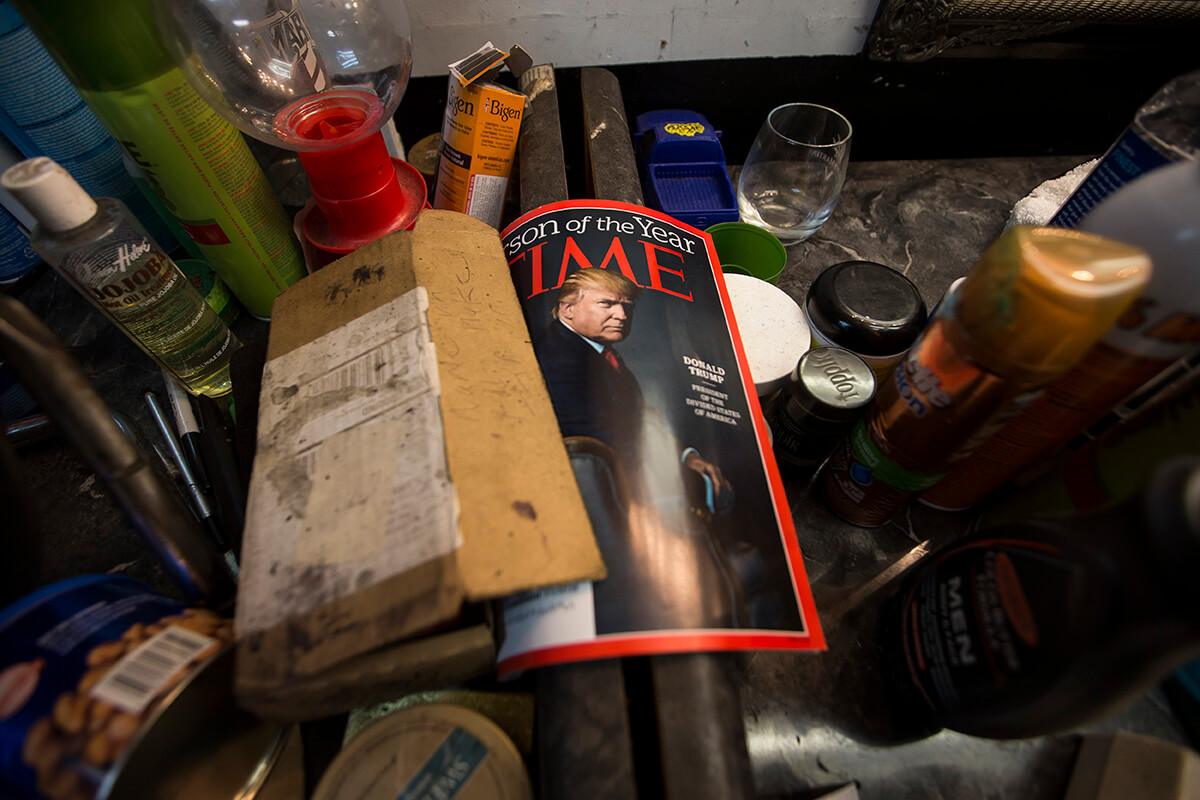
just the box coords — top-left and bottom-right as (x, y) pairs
(553, 269), (642, 319)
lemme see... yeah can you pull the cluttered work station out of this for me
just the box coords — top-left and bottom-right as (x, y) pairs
(2, 0), (1199, 797)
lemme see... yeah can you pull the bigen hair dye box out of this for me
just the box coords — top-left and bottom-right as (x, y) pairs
(433, 44), (529, 228)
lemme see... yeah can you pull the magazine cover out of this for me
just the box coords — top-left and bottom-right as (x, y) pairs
(496, 200), (825, 674)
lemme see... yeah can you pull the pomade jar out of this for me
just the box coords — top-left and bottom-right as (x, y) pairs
(767, 346), (875, 479)
(804, 261), (927, 380)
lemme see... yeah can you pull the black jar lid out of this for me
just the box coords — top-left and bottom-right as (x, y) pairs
(786, 346), (876, 423)
(804, 261), (928, 357)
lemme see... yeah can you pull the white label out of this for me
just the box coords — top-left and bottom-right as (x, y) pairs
(1099, 288), (1200, 362)
(89, 626), (218, 713)
(497, 582), (597, 665)
(112, 240), (153, 271)
(466, 173), (507, 228)
(238, 288), (461, 638)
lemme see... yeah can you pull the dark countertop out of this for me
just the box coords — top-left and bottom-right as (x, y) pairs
(743, 154), (1189, 799)
(772, 154), (1084, 309)
(1, 264), (269, 604)
(3, 153), (1191, 798)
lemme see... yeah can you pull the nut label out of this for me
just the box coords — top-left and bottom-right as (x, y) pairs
(0, 577), (233, 800)
(89, 626), (218, 714)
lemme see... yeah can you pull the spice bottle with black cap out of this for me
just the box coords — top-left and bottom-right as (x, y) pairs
(804, 260), (928, 381)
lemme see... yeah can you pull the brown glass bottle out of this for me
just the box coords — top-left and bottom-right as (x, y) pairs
(767, 346), (875, 480)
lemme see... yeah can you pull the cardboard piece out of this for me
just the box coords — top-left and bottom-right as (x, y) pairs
(1065, 732), (1200, 800)
(236, 210), (603, 709)
(239, 621), (498, 723)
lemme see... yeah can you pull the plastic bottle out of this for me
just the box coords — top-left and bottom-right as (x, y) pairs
(880, 456), (1200, 740)
(10, 0), (307, 319)
(1049, 68), (1198, 228)
(922, 161), (1200, 511)
(154, 0), (423, 268)
(975, 368), (1200, 529)
(122, 152), (244, 325)
(1, 157), (240, 397)
(820, 226), (1152, 527)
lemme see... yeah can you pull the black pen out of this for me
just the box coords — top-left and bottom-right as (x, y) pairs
(161, 370), (210, 495)
(195, 392), (246, 556)
(144, 391), (239, 576)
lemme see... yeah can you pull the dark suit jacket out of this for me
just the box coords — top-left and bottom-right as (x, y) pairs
(536, 321), (749, 633)
(535, 320), (645, 450)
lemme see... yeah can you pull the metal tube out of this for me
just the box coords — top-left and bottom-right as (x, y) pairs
(0, 295), (236, 607)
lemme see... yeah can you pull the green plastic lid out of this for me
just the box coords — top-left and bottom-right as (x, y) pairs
(706, 222), (787, 284)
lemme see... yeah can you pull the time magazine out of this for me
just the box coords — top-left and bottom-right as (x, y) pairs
(498, 200), (824, 674)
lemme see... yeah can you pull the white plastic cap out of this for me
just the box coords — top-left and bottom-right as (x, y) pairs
(0, 156), (97, 233)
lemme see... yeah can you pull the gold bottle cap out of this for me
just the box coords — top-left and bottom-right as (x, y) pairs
(954, 226), (1151, 382)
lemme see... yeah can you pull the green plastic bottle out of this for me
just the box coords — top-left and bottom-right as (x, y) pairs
(11, 0), (306, 319)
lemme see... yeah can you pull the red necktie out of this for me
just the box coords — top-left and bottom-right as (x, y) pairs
(603, 346), (620, 372)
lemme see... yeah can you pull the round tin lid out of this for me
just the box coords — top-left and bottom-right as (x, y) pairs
(723, 273), (810, 396)
(788, 346), (875, 422)
(313, 703), (533, 800)
(804, 261), (927, 357)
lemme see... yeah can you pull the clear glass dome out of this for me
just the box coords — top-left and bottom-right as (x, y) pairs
(157, 0), (413, 152)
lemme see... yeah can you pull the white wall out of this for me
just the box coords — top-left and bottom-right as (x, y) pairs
(406, 0), (882, 77)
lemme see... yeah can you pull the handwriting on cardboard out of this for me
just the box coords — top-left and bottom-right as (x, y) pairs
(238, 288), (461, 638)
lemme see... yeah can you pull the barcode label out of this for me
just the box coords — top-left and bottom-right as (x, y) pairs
(89, 626), (218, 713)
(307, 344), (396, 395)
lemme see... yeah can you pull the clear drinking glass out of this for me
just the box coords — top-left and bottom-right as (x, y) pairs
(737, 103), (852, 245)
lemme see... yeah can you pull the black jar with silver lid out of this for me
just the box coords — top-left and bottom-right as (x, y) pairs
(768, 346), (876, 478)
(804, 261), (927, 380)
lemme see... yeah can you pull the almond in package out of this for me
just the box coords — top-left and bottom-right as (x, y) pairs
(0, 577), (237, 800)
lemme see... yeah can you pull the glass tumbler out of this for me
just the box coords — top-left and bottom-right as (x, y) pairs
(737, 103), (852, 245)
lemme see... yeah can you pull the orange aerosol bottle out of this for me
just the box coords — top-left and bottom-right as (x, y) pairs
(922, 161), (1200, 511)
(820, 226), (1152, 527)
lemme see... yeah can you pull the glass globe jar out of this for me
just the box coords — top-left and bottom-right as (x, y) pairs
(158, 0), (425, 263)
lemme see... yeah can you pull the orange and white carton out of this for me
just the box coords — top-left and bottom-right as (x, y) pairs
(433, 43), (529, 229)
